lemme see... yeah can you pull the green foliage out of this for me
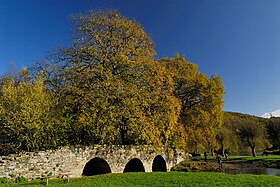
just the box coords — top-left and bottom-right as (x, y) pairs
(0, 178), (10, 184)
(216, 127), (231, 156)
(171, 161), (219, 172)
(221, 112), (269, 156)
(265, 117), (280, 148)
(237, 122), (263, 157)
(15, 176), (27, 183)
(229, 155), (280, 161)
(225, 155), (280, 168)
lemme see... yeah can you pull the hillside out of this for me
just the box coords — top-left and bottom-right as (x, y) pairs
(221, 111), (280, 156)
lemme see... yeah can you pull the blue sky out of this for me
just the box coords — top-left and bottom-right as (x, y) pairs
(1, 0), (280, 116)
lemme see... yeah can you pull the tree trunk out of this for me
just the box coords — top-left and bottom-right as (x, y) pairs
(252, 147), (256, 157)
(250, 145), (256, 157)
(247, 137), (256, 157)
(211, 148), (214, 156)
(221, 143), (225, 156)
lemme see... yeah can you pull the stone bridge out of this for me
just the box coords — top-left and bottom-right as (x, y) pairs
(0, 145), (187, 179)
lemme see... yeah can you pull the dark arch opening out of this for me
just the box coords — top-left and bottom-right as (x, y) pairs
(82, 157), (111, 176)
(152, 155), (167, 172)
(123, 158), (145, 173)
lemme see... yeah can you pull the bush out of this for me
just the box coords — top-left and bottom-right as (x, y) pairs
(15, 176), (27, 183)
(171, 161), (219, 172)
(0, 177), (11, 184)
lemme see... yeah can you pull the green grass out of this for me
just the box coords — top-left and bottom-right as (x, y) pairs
(1, 172), (280, 187)
(226, 155), (280, 168)
(193, 155), (280, 163)
(227, 155), (280, 160)
(190, 155), (280, 169)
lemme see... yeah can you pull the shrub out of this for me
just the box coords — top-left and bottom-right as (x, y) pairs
(0, 177), (11, 184)
(171, 161), (219, 172)
(15, 176), (27, 183)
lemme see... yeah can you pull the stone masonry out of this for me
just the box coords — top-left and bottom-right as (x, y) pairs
(0, 145), (187, 180)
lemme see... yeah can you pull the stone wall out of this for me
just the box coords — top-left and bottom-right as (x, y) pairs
(0, 145), (187, 180)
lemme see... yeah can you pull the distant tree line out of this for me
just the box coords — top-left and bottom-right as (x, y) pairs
(0, 10), (225, 155)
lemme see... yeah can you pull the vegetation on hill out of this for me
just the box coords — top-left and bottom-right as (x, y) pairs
(266, 117), (280, 149)
(218, 112), (280, 157)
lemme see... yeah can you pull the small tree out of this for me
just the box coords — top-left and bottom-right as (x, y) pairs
(266, 117), (280, 149)
(216, 127), (231, 156)
(237, 122), (263, 157)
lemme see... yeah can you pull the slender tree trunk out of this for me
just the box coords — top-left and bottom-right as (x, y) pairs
(211, 148), (214, 156)
(250, 145), (256, 157)
(221, 143), (225, 156)
(247, 137), (256, 157)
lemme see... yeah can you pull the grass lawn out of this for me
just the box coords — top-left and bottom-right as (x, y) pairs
(1, 172), (280, 187)
(202, 155), (280, 162)
(228, 155), (280, 160)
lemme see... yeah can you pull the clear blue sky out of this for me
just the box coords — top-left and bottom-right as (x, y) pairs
(1, 0), (280, 116)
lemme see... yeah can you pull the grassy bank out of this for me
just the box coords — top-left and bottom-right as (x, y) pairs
(228, 155), (280, 161)
(188, 155), (280, 169)
(1, 156), (279, 186)
(195, 155), (280, 162)
(1, 172), (280, 187)
(228, 155), (280, 168)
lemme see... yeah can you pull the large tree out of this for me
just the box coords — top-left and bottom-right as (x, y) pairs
(160, 54), (224, 152)
(33, 10), (181, 149)
(31, 9), (224, 153)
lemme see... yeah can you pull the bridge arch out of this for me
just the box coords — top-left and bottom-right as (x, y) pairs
(152, 155), (167, 172)
(82, 157), (111, 176)
(123, 158), (145, 173)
